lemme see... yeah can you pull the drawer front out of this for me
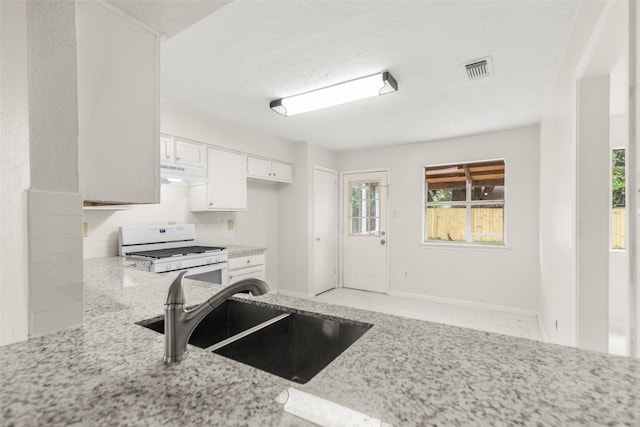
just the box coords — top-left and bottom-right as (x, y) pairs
(228, 254), (265, 270)
(229, 266), (265, 285)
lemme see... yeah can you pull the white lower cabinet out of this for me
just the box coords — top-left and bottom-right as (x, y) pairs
(190, 147), (246, 211)
(228, 254), (266, 285)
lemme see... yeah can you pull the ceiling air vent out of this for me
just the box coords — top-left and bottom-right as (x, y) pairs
(465, 56), (493, 80)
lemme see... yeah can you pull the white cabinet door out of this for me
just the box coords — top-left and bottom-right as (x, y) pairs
(247, 156), (292, 183)
(205, 148), (246, 211)
(174, 139), (206, 168)
(228, 254), (266, 285)
(77, 1), (159, 204)
(247, 157), (272, 179)
(160, 135), (174, 163)
(270, 161), (293, 183)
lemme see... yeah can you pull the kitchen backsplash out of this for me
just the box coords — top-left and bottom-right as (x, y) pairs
(82, 185), (234, 259)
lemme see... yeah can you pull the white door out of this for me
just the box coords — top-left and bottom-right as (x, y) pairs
(342, 171), (388, 293)
(313, 167), (338, 295)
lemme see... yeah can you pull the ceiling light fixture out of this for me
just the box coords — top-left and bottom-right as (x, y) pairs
(270, 71), (398, 117)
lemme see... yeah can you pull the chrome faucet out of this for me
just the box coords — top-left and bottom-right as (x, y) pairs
(163, 271), (269, 363)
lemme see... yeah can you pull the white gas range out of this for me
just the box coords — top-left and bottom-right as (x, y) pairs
(118, 224), (228, 285)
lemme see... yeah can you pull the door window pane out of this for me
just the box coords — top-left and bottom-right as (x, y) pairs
(349, 180), (381, 236)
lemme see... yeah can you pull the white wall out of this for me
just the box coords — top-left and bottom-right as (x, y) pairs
(161, 99), (296, 163)
(25, 1), (84, 338)
(0, 0), (30, 345)
(539, 1), (627, 347)
(338, 126), (540, 312)
(609, 50), (629, 338)
(575, 75), (610, 353)
(277, 143), (310, 296)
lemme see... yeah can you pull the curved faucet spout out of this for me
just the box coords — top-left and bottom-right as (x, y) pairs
(164, 271), (269, 363)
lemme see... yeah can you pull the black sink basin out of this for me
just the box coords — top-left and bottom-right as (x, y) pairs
(213, 312), (372, 384)
(137, 299), (286, 349)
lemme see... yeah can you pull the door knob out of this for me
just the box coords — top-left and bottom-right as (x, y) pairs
(380, 239), (386, 245)
(381, 231), (386, 236)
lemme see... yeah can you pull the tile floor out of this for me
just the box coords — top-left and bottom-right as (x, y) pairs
(313, 288), (543, 341)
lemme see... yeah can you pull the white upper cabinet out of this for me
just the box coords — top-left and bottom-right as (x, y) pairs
(190, 147), (247, 211)
(160, 136), (206, 168)
(174, 139), (206, 168)
(160, 135), (174, 163)
(270, 161), (293, 182)
(247, 156), (293, 183)
(76, 1), (160, 204)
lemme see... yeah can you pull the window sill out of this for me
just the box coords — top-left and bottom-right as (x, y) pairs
(419, 242), (511, 252)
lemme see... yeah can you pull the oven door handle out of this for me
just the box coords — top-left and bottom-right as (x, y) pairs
(162, 262), (228, 276)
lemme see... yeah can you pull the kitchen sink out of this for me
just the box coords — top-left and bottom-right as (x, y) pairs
(138, 299), (372, 384)
(212, 312), (371, 384)
(137, 299), (286, 349)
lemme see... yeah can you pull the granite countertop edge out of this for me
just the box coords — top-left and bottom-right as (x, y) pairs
(224, 245), (267, 258)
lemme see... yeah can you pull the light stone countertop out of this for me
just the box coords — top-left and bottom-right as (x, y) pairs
(1, 257), (640, 426)
(224, 245), (267, 258)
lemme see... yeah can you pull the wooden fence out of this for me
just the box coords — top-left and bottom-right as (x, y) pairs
(426, 207), (503, 243)
(426, 207), (627, 248)
(612, 208), (626, 249)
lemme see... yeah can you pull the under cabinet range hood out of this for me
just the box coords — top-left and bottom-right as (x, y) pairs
(160, 163), (208, 186)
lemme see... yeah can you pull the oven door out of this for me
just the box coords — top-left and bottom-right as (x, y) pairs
(161, 262), (229, 286)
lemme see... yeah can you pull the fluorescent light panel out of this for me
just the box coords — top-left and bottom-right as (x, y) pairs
(270, 71), (397, 116)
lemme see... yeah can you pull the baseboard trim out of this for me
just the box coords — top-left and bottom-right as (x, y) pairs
(388, 290), (537, 317)
(276, 289), (314, 299)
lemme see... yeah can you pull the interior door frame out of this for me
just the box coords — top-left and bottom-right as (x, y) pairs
(312, 165), (339, 296)
(339, 167), (391, 294)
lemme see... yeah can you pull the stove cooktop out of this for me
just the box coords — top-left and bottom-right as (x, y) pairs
(126, 246), (226, 260)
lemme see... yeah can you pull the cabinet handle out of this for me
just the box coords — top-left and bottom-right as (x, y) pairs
(209, 202), (213, 206)
(246, 260), (251, 264)
(176, 156), (181, 161)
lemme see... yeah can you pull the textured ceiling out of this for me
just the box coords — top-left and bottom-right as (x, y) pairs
(161, 1), (580, 151)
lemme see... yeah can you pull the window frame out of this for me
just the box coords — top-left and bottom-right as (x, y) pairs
(421, 159), (507, 247)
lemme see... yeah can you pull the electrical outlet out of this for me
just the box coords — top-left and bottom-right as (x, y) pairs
(83, 222), (88, 238)
(227, 220), (234, 230)
(168, 220), (176, 225)
(403, 271), (409, 279)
